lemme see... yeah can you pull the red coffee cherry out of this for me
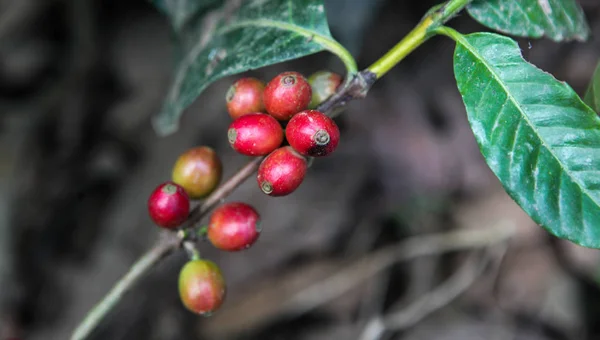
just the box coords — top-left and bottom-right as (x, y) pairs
(207, 202), (261, 251)
(308, 70), (342, 108)
(257, 146), (307, 196)
(178, 259), (226, 315)
(228, 113), (284, 156)
(172, 146), (222, 199)
(148, 182), (190, 229)
(286, 110), (340, 157)
(263, 71), (312, 120)
(226, 77), (266, 119)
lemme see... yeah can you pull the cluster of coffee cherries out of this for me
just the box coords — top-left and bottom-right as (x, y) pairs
(147, 70), (342, 316)
(228, 70), (343, 196)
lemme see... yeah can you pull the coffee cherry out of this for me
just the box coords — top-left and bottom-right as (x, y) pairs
(208, 202), (261, 251)
(263, 71), (312, 120)
(286, 110), (340, 157)
(228, 113), (284, 156)
(226, 77), (265, 119)
(257, 146), (307, 196)
(172, 146), (222, 199)
(178, 259), (226, 315)
(148, 182), (190, 229)
(308, 70), (342, 108)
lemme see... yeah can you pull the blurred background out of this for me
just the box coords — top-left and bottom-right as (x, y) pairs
(1, 0), (600, 339)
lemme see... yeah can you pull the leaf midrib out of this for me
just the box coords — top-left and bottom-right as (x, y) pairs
(217, 19), (333, 49)
(167, 18), (335, 106)
(455, 33), (598, 206)
(216, 18), (356, 73)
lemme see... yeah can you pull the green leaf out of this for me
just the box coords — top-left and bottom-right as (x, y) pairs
(584, 61), (600, 114)
(467, 0), (590, 42)
(448, 30), (600, 248)
(152, 0), (355, 136)
(152, 0), (222, 33)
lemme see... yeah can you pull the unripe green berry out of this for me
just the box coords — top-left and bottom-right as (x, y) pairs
(308, 70), (342, 108)
(172, 146), (222, 199)
(178, 259), (226, 315)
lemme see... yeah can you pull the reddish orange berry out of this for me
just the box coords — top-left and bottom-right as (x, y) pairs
(228, 113), (284, 156)
(148, 182), (190, 229)
(263, 71), (312, 120)
(286, 110), (340, 157)
(256, 146), (307, 196)
(226, 77), (265, 119)
(208, 202), (261, 251)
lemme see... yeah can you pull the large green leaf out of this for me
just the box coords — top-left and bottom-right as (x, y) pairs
(467, 0), (590, 42)
(152, 0), (354, 135)
(450, 31), (600, 248)
(584, 61), (600, 114)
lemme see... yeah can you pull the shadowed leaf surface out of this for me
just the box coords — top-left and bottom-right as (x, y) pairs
(584, 61), (600, 114)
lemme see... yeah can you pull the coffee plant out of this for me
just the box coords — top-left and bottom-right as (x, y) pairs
(70, 0), (600, 339)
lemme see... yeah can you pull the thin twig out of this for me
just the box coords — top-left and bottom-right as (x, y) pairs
(358, 250), (493, 340)
(282, 221), (516, 315)
(70, 233), (179, 340)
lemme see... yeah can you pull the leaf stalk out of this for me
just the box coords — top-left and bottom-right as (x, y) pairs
(367, 0), (473, 78)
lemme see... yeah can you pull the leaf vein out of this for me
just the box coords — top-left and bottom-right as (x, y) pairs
(507, 119), (523, 186)
(490, 96), (509, 137)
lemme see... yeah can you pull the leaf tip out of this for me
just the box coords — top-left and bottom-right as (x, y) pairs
(152, 108), (180, 137)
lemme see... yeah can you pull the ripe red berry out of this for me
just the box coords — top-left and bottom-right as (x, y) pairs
(228, 113), (284, 156)
(172, 146), (222, 199)
(308, 70), (343, 108)
(257, 146), (307, 196)
(148, 182), (190, 229)
(178, 259), (226, 315)
(208, 202), (261, 251)
(286, 110), (340, 157)
(263, 71), (312, 120)
(226, 77), (266, 119)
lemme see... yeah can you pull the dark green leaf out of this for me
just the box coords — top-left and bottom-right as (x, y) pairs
(584, 61), (600, 114)
(467, 0), (590, 42)
(451, 31), (600, 248)
(152, 0), (222, 33)
(152, 0), (354, 135)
